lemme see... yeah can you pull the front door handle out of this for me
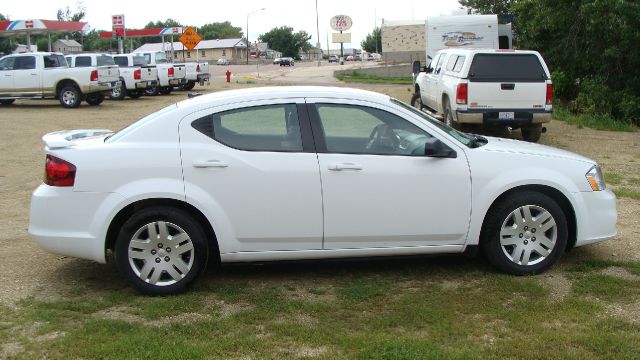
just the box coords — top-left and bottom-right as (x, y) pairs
(328, 163), (363, 171)
(192, 160), (229, 168)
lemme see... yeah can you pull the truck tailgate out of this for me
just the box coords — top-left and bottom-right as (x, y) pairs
(468, 82), (547, 109)
(172, 64), (186, 79)
(141, 66), (158, 82)
(97, 65), (120, 83)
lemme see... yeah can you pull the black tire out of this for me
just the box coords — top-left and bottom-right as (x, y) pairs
(0, 99), (15, 105)
(183, 81), (196, 91)
(85, 93), (105, 106)
(110, 79), (126, 100)
(410, 92), (424, 111)
(144, 85), (159, 96)
(115, 206), (209, 296)
(522, 124), (542, 143)
(127, 90), (142, 99)
(58, 85), (82, 108)
(159, 86), (173, 95)
(481, 191), (568, 275)
(443, 100), (457, 128)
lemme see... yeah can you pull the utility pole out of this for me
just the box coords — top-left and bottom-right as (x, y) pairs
(316, 0), (321, 66)
(246, 8), (266, 65)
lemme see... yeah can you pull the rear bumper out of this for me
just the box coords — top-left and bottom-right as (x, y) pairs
(135, 80), (157, 89)
(28, 185), (127, 263)
(572, 189), (618, 247)
(456, 109), (552, 125)
(81, 80), (120, 94)
(197, 73), (210, 82)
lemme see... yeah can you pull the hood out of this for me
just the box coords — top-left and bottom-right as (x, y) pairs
(478, 136), (595, 164)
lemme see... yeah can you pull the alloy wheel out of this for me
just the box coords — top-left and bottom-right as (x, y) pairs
(499, 204), (557, 266)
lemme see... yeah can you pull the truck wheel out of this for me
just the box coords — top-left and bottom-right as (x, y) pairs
(183, 81), (196, 91)
(127, 90), (142, 99)
(410, 93), (424, 111)
(0, 99), (15, 105)
(144, 85), (159, 96)
(59, 86), (82, 108)
(522, 124), (542, 142)
(85, 93), (105, 106)
(443, 101), (457, 128)
(110, 79), (126, 100)
(159, 87), (173, 95)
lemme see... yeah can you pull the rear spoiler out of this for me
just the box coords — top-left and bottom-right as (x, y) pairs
(43, 129), (113, 149)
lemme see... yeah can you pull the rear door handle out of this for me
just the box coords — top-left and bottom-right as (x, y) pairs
(192, 160), (229, 168)
(328, 163), (363, 171)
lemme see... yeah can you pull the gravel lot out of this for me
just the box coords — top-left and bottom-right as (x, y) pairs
(0, 79), (638, 305)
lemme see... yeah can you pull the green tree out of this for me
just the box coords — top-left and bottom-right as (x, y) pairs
(144, 19), (182, 29)
(459, 0), (514, 23)
(513, 0), (640, 124)
(0, 13), (12, 54)
(56, 1), (86, 22)
(361, 27), (382, 53)
(199, 21), (243, 40)
(258, 26), (312, 58)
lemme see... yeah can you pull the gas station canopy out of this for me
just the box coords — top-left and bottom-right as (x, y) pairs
(0, 20), (89, 37)
(99, 27), (183, 38)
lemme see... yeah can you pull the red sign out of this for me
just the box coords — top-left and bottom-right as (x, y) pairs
(25, 20), (34, 29)
(112, 15), (124, 29)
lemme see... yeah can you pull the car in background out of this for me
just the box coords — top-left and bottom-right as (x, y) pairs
(279, 57), (294, 66)
(328, 55), (338, 63)
(216, 58), (229, 66)
(346, 55), (354, 61)
(29, 86), (617, 295)
(273, 58), (281, 64)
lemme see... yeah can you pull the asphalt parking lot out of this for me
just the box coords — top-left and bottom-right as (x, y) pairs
(0, 73), (639, 358)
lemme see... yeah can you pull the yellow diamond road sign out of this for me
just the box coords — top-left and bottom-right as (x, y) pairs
(179, 27), (202, 52)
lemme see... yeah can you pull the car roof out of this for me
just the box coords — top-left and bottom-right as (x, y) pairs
(436, 48), (540, 56)
(176, 86), (391, 110)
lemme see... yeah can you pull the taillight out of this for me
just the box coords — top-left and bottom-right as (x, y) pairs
(456, 83), (468, 105)
(546, 83), (553, 105)
(196, 64), (200, 72)
(134, 69), (141, 80)
(90, 70), (98, 82)
(168, 67), (174, 77)
(44, 155), (76, 187)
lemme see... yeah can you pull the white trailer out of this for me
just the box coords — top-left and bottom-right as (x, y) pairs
(425, 15), (501, 60)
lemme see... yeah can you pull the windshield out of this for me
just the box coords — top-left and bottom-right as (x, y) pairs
(391, 98), (475, 147)
(105, 104), (177, 143)
(155, 52), (169, 64)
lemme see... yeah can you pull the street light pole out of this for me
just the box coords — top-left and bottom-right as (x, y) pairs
(316, 0), (321, 66)
(246, 7), (266, 65)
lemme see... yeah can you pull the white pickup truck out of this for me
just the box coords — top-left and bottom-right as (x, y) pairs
(412, 49), (553, 142)
(179, 61), (210, 90)
(110, 54), (159, 99)
(134, 51), (186, 95)
(0, 52), (119, 108)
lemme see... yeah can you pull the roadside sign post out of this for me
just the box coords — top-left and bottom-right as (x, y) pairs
(330, 15), (353, 60)
(112, 15), (125, 54)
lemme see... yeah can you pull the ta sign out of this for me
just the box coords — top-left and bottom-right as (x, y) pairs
(330, 15), (353, 32)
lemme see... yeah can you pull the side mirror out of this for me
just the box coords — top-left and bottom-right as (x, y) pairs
(425, 67), (434, 74)
(412, 60), (421, 75)
(424, 138), (457, 158)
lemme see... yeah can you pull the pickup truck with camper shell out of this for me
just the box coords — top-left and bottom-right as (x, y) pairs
(0, 52), (119, 108)
(412, 49), (553, 142)
(110, 54), (158, 99)
(133, 51), (186, 95)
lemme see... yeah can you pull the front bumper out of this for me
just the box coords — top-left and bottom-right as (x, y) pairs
(572, 188), (617, 247)
(28, 185), (127, 263)
(456, 109), (552, 125)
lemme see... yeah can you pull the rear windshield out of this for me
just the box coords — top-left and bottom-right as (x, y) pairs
(133, 56), (147, 66)
(97, 55), (115, 66)
(468, 54), (547, 82)
(113, 56), (128, 67)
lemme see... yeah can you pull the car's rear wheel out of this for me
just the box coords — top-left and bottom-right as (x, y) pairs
(481, 191), (568, 275)
(183, 81), (196, 91)
(443, 101), (456, 128)
(110, 79), (126, 100)
(115, 207), (209, 295)
(159, 86), (173, 95)
(59, 86), (82, 108)
(144, 85), (159, 96)
(410, 92), (424, 111)
(522, 124), (542, 143)
(127, 90), (142, 99)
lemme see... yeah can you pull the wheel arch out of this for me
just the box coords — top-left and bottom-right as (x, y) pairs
(105, 198), (221, 264)
(55, 79), (80, 96)
(479, 184), (577, 251)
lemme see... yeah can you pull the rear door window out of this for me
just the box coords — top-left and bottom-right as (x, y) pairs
(468, 54), (547, 82)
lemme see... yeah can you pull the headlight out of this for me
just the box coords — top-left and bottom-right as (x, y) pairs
(586, 165), (606, 191)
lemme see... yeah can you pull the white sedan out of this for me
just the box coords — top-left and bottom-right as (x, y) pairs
(29, 86), (617, 295)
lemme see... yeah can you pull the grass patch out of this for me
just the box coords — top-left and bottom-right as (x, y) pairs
(3, 259), (640, 358)
(605, 172), (624, 185)
(613, 187), (640, 200)
(553, 105), (636, 132)
(335, 70), (413, 85)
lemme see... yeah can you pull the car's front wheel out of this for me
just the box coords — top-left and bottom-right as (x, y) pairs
(115, 207), (209, 295)
(481, 191), (568, 275)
